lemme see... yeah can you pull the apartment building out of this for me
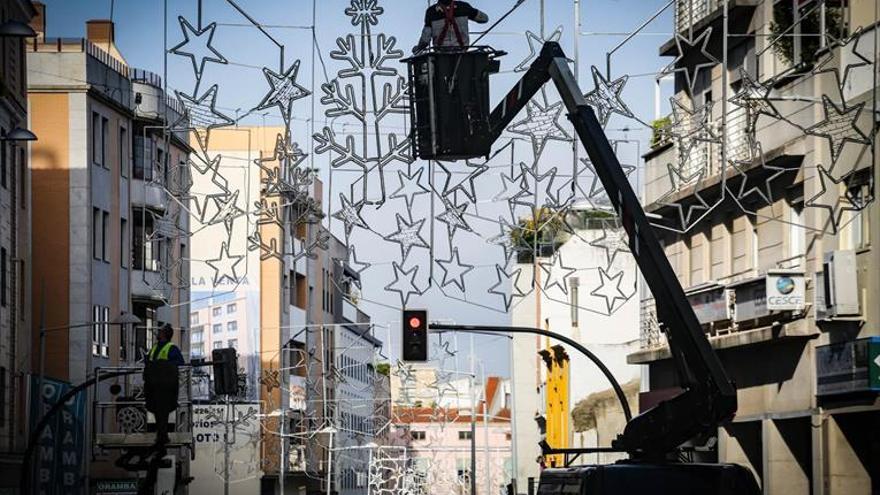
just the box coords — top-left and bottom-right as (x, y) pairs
(198, 126), (380, 494)
(26, 6), (192, 491)
(634, 1), (879, 493)
(0, 0), (36, 490)
(393, 377), (513, 495)
(509, 210), (641, 487)
(130, 66), (191, 358)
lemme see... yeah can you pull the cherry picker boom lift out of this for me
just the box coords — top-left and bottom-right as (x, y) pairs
(404, 43), (760, 494)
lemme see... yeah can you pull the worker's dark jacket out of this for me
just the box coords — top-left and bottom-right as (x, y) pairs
(417, 1), (489, 49)
(143, 341), (183, 415)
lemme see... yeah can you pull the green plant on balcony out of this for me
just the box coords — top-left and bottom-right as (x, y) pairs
(769, 2), (843, 67)
(650, 116), (672, 148)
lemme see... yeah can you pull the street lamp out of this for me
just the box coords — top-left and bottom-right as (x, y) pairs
(1, 127), (38, 142)
(0, 19), (36, 38)
(36, 311), (143, 395)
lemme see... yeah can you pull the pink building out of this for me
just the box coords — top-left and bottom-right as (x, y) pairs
(393, 377), (513, 495)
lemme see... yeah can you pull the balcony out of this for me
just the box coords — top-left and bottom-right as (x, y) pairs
(661, 0), (759, 56)
(93, 366), (194, 448)
(631, 270), (816, 364)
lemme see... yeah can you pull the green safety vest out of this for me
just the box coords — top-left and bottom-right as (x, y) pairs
(149, 342), (174, 361)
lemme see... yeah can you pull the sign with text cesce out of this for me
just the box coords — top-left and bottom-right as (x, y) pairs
(766, 270), (805, 311)
(29, 377), (87, 495)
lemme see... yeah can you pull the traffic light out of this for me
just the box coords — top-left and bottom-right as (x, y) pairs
(212, 348), (239, 396)
(402, 309), (428, 361)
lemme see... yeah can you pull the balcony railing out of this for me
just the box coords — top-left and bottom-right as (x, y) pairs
(675, 0), (718, 33)
(93, 366), (194, 449)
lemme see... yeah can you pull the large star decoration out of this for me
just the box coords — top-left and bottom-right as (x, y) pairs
(332, 193), (369, 237)
(514, 27), (565, 73)
(804, 95), (870, 166)
(169, 17), (228, 82)
(508, 100), (572, 160)
(663, 28), (720, 97)
(436, 196), (472, 238)
(487, 216), (523, 263)
(729, 137), (797, 207)
(583, 66), (633, 128)
(589, 221), (630, 267)
(438, 161), (489, 203)
(510, 161), (560, 210)
(590, 267), (629, 313)
(728, 69), (782, 136)
(539, 252), (577, 296)
(173, 85), (235, 156)
(436, 248), (474, 292)
(383, 214), (429, 260)
(804, 164), (872, 235)
(385, 262), (422, 307)
(656, 164), (711, 231)
(389, 168), (430, 211)
(206, 241), (245, 287)
(254, 61), (312, 123)
(488, 264), (528, 312)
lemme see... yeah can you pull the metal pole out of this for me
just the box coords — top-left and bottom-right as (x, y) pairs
(37, 280), (46, 400)
(326, 431), (334, 495)
(482, 364), (490, 495)
(469, 334), (476, 495)
(224, 395), (231, 495)
(280, 409), (285, 495)
(470, 373), (476, 495)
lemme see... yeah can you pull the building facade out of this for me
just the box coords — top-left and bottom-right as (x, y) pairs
(26, 6), (192, 491)
(510, 212), (641, 487)
(634, 1), (879, 494)
(393, 377), (513, 495)
(0, 0), (36, 490)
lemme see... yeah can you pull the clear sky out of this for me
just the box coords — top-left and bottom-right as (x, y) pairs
(41, 0), (674, 377)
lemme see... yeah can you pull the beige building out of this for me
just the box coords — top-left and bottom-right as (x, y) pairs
(26, 4), (191, 490)
(634, 1), (879, 494)
(0, 0), (37, 490)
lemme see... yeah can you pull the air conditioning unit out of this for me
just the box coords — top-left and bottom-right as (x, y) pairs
(819, 250), (860, 318)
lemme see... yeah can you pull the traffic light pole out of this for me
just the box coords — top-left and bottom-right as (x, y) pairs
(427, 324), (632, 424)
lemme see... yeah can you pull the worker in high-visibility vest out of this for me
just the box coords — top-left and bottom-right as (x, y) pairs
(143, 324), (184, 447)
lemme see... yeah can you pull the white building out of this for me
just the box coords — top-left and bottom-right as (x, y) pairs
(510, 212), (641, 488)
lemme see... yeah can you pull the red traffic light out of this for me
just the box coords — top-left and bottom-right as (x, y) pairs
(409, 316), (422, 328)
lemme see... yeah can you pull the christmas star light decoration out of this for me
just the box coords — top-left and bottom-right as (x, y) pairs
(493, 166), (527, 203)
(173, 85), (235, 156)
(385, 262), (422, 307)
(510, 161), (560, 210)
(508, 100), (572, 160)
(488, 264), (528, 312)
(655, 164), (712, 231)
(590, 267), (629, 313)
(206, 241), (245, 287)
(389, 168), (430, 211)
(663, 28), (720, 97)
(514, 27), (565, 73)
(254, 61), (312, 123)
(487, 216), (523, 263)
(383, 214), (429, 260)
(438, 161), (489, 203)
(729, 138), (797, 206)
(583, 66), (633, 127)
(804, 96), (870, 166)
(728, 69), (782, 136)
(436, 196), (472, 238)
(169, 17), (228, 83)
(804, 164), (873, 235)
(333, 193), (369, 237)
(436, 248), (474, 292)
(539, 252), (576, 296)
(589, 221), (630, 267)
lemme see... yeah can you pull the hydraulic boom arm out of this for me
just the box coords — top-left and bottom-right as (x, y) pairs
(490, 42), (737, 457)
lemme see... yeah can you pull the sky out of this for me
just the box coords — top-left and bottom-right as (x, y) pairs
(41, 0), (674, 377)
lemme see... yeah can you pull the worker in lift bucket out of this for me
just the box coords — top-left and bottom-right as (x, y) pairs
(143, 323), (185, 447)
(413, 0), (489, 53)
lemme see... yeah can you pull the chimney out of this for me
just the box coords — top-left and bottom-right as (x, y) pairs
(29, 1), (46, 40)
(86, 19), (115, 45)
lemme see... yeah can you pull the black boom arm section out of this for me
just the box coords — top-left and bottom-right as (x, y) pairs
(489, 42), (737, 457)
